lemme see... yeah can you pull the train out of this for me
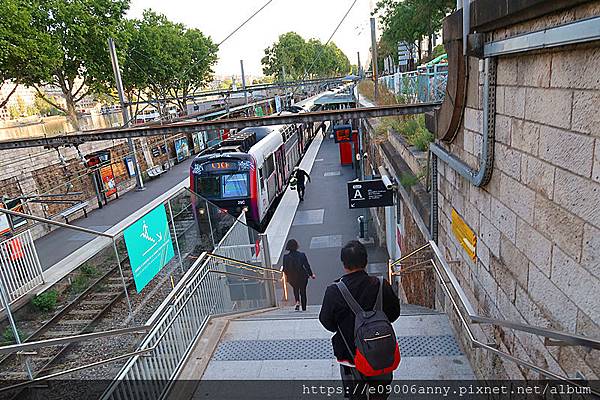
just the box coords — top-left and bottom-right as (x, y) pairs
(189, 89), (340, 231)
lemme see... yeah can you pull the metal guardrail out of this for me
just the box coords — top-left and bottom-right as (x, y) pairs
(379, 65), (448, 103)
(0, 230), (44, 307)
(389, 240), (600, 395)
(101, 232), (282, 400)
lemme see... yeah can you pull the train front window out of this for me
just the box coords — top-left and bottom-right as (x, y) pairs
(222, 173), (249, 198)
(196, 176), (220, 198)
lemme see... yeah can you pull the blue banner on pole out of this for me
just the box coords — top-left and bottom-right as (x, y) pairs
(123, 204), (175, 293)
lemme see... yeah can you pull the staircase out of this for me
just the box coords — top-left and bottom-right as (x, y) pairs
(197, 304), (475, 383)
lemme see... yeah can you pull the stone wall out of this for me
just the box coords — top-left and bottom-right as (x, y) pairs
(435, 3), (600, 380)
(0, 135), (168, 232)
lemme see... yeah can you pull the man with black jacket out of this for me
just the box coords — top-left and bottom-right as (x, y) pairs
(319, 241), (400, 400)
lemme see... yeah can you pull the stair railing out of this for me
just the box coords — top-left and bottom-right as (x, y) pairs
(389, 240), (600, 395)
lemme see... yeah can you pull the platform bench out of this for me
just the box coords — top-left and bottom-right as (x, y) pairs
(59, 201), (89, 224)
(147, 165), (166, 179)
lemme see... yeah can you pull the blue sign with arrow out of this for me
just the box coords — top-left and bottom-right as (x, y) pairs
(124, 204), (175, 293)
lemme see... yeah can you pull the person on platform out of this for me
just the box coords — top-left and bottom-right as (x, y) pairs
(281, 239), (315, 311)
(319, 241), (401, 400)
(293, 166), (311, 201)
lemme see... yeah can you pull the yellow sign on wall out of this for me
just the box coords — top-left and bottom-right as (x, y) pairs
(451, 208), (477, 261)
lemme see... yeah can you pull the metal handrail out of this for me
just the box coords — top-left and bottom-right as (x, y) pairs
(392, 240), (600, 350)
(206, 252), (283, 274)
(0, 252), (278, 357)
(0, 252), (280, 392)
(390, 240), (600, 393)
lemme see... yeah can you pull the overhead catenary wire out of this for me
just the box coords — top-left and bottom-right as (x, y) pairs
(287, 0), (359, 98)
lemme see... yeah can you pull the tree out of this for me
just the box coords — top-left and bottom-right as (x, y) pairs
(0, 0), (57, 109)
(120, 10), (218, 117)
(30, 0), (130, 130)
(261, 32), (350, 81)
(375, 0), (453, 65)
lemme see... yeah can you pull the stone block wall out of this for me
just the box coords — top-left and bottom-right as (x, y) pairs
(435, 4), (600, 380)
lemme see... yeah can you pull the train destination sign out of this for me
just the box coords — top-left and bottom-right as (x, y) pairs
(124, 204), (175, 293)
(347, 179), (394, 209)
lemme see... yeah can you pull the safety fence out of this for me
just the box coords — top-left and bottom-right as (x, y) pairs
(0, 181), (260, 383)
(0, 230), (43, 308)
(101, 213), (278, 400)
(378, 64), (448, 103)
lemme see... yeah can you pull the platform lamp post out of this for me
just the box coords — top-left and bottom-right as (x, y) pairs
(108, 38), (145, 191)
(370, 17), (378, 101)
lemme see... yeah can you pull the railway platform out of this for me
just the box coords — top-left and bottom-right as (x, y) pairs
(167, 131), (474, 398)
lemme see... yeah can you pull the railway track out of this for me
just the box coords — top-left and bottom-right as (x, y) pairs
(0, 199), (199, 398)
(0, 262), (134, 386)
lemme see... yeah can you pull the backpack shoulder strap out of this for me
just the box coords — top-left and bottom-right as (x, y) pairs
(375, 277), (384, 311)
(335, 281), (364, 315)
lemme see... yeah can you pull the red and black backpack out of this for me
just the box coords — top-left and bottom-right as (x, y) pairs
(336, 277), (401, 376)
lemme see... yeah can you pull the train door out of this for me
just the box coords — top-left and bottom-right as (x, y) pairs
(275, 148), (285, 193)
(298, 125), (305, 153)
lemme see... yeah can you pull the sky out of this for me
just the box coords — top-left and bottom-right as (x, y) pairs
(127, 0), (377, 77)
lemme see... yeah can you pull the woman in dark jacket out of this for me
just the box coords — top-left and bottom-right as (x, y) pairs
(282, 239), (315, 311)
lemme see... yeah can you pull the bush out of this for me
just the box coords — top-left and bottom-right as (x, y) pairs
(70, 275), (90, 294)
(411, 128), (434, 151)
(31, 290), (58, 312)
(1, 326), (24, 345)
(80, 263), (99, 278)
(399, 173), (418, 188)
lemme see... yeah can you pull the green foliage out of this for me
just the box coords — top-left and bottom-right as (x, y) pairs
(120, 10), (218, 116)
(10, 0), (130, 129)
(0, 0), (58, 109)
(34, 92), (64, 117)
(375, 0), (454, 64)
(1, 326), (24, 345)
(399, 173), (418, 188)
(430, 44), (446, 60)
(80, 263), (99, 278)
(412, 128), (434, 151)
(31, 290), (58, 312)
(261, 32), (351, 80)
(70, 275), (90, 294)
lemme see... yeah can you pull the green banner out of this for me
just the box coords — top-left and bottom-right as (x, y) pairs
(124, 204), (175, 293)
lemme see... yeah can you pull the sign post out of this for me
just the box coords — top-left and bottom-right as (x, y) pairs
(124, 204), (175, 293)
(347, 179), (394, 209)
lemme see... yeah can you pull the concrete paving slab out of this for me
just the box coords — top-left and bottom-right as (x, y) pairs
(293, 209), (324, 226)
(309, 235), (343, 249)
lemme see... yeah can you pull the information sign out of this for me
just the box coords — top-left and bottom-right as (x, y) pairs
(451, 208), (477, 261)
(124, 204), (175, 293)
(347, 180), (394, 209)
(334, 124), (353, 143)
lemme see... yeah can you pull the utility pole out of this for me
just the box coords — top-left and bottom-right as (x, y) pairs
(108, 38), (144, 191)
(357, 51), (362, 77)
(356, 52), (364, 180)
(240, 60), (248, 105)
(370, 17), (378, 101)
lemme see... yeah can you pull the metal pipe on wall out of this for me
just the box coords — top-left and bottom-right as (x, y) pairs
(430, 57), (497, 187)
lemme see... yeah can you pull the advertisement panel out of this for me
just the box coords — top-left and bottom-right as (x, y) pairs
(174, 138), (189, 162)
(100, 165), (117, 197)
(123, 204), (175, 293)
